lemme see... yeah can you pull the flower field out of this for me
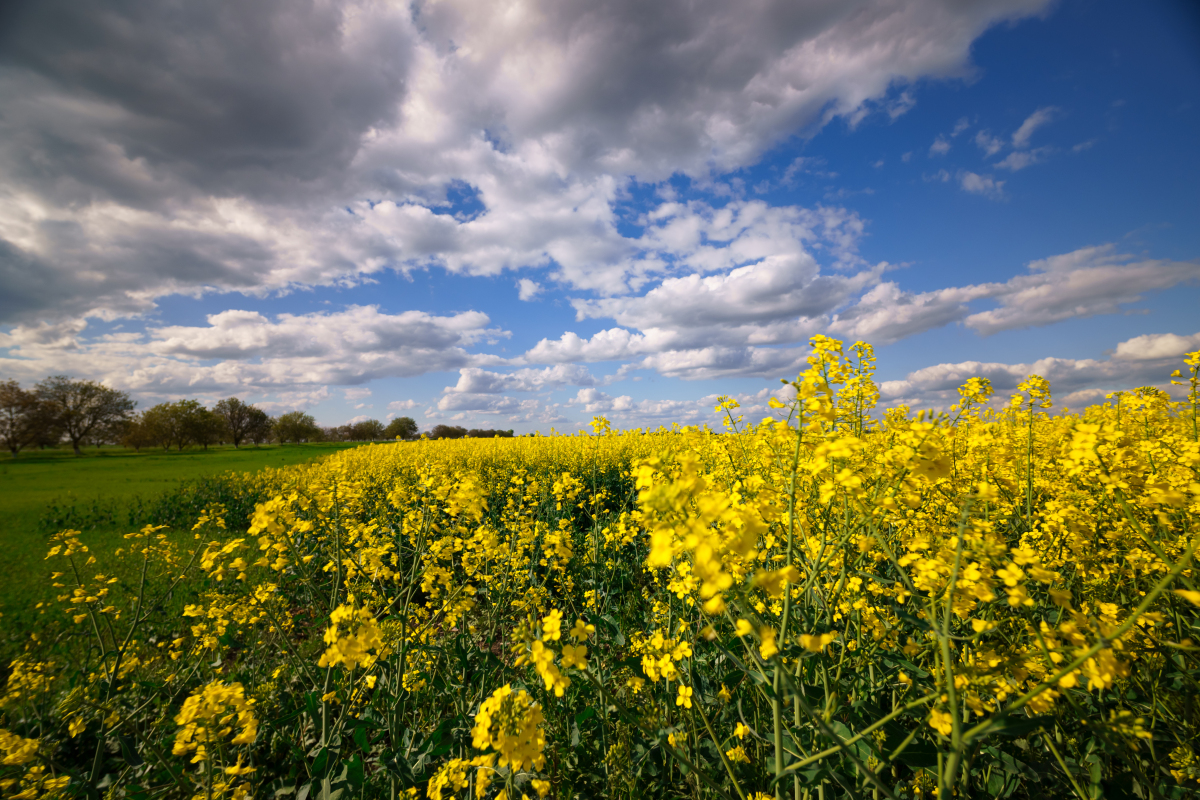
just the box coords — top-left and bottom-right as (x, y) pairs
(3, 338), (1200, 800)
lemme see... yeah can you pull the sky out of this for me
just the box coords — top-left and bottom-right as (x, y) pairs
(0, 0), (1198, 432)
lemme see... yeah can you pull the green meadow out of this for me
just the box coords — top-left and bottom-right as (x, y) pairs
(0, 443), (359, 649)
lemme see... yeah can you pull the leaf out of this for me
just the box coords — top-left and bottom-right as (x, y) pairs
(346, 755), (365, 792)
(988, 714), (1050, 739)
(894, 740), (939, 769)
(118, 734), (144, 767)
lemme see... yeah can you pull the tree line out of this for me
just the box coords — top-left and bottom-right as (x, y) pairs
(0, 376), (435, 456)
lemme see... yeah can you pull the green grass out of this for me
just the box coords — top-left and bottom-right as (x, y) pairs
(0, 443), (359, 642)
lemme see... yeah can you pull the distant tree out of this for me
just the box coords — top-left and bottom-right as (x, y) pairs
(142, 400), (203, 451)
(213, 397), (263, 448)
(428, 424), (468, 440)
(384, 416), (419, 440)
(348, 419), (385, 441)
(274, 411), (320, 444)
(246, 408), (274, 445)
(187, 407), (226, 450)
(465, 428), (514, 438)
(35, 376), (136, 456)
(0, 379), (43, 457)
(120, 413), (157, 452)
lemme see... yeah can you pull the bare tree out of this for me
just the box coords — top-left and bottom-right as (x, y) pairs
(35, 376), (136, 456)
(0, 379), (44, 456)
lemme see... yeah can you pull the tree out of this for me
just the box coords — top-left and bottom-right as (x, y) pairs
(466, 428), (514, 438)
(141, 400), (204, 451)
(384, 416), (419, 440)
(187, 407), (226, 450)
(274, 411), (320, 444)
(348, 419), (385, 441)
(246, 408), (274, 445)
(120, 413), (157, 452)
(35, 376), (136, 456)
(213, 397), (262, 448)
(0, 380), (44, 457)
(428, 424), (467, 440)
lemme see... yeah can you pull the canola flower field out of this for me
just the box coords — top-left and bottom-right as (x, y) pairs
(3, 337), (1200, 800)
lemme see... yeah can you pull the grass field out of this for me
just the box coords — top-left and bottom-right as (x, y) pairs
(0, 442), (361, 638)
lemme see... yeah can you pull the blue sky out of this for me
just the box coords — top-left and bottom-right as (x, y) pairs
(0, 0), (1197, 430)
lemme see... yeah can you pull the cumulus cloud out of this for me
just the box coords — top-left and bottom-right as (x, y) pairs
(0, 0), (1052, 324)
(878, 329), (1193, 411)
(520, 244), (1200, 378)
(962, 246), (1200, 335)
(1113, 331), (1200, 361)
(443, 365), (600, 394)
(959, 171), (1005, 198)
(826, 246), (1200, 344)
(929, 135), (951, 156)
(567, 388), (709, 427)
(0, 305), (508, 403)
(516, 278), (543, 301)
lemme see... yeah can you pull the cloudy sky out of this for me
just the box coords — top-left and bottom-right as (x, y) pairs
(1, 0), (1198, 431)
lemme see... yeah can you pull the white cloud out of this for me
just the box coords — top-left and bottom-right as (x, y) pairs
(878, 331), (1192, 411)
(387, 399), (420, 411)
(958, 171), (1005, 198)
(443, 365), (599, 394)
(929, 136), (951, 156)
(1112, 331), (1200, 361)
(974, 130), (1004, 156)
(0, 305), (509, 406)
(1012, 106), (1059, 148)
(951, 117), (971, 137)
(517, 278), (543, 301)
(566, 387), (709, 426)
(344, 387), (372, 401)
(572, 253), (877, 343)
(0, 0), (1054, 325)
(995, 146), (1052, 171)
(827, 245), (1200, 343)
(962, 246), (1200, 335)
(829, 281), (986, 344)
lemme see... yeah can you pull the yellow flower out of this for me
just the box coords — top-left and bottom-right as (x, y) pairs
(1175, 590), (1200, 606)
(726, 745), (750, 763)
(759, 627), (778, 660)
(799, 632), (837, 653)
(471, 685), (546, 772)
(676, 686), (693, 709)
(541, 609), (564, 642)
(928, 708), (953, 737)
(560, 644), (588, 670)
(568, 618), (595, 641)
